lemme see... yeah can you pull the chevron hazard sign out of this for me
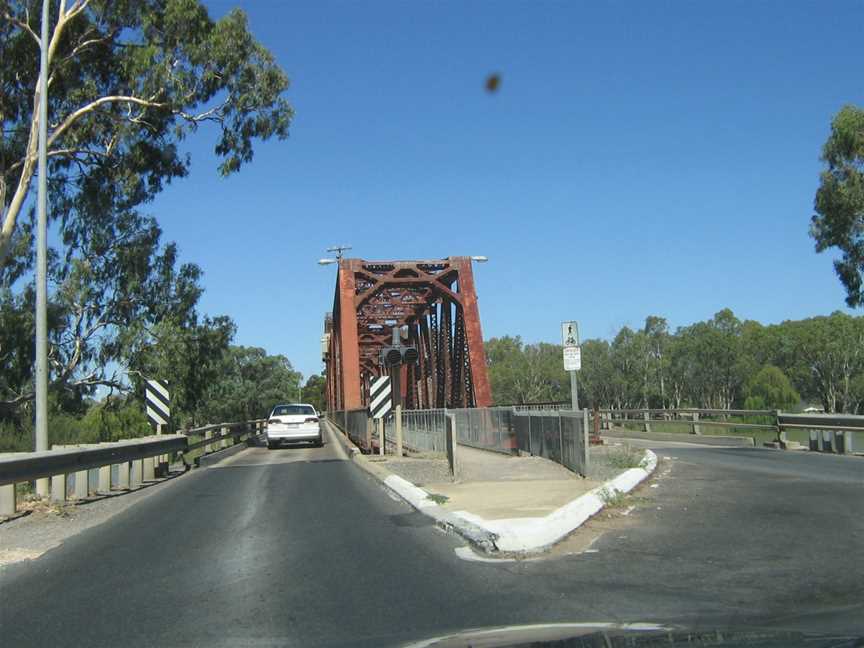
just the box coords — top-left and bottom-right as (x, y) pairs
(369, 376), (392, 420)
(145, 379), (170, 427)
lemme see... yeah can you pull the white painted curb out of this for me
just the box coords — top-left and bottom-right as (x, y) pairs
(379, 449), (658, 555)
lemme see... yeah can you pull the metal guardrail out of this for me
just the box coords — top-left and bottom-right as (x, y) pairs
(0, 436), (186, 486)
(596, 407), (861, 454)
(0, 418), (266, 518)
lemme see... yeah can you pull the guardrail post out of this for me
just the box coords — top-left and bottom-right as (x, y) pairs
(809, 429), (818, 451)
(690, 412), (701, 435)
(221, 425), (229, 450)
(775, 410), (784, 443)
(205, 428), (213, 454)
(847, 430), (855, 454)
(98, 464), (111, 493)
(130, 459), (143, 489)
(116, 460), (130, 490)
(51, 472), (66, 503)
(378, 417), (385, 456)
(50, 444), (68, 503)
(643, 411), (651, 433)
(143, 455), (155, 482)
(1, 484), (16, 517)
(73, 462), (88, 500)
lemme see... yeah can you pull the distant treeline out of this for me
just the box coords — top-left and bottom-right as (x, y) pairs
(486, 309), (864, 414)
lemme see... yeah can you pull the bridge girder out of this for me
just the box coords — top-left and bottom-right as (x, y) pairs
(323, 257), (492, 411)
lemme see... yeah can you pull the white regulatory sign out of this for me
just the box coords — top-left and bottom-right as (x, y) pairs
(563, 346), (582, 371)
(562, 321), (579, 348)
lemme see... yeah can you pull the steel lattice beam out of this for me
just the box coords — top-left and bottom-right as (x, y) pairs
(323, 257), (491, 411)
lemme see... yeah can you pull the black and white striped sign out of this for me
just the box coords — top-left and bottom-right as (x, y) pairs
(369, 376), (392, 420)
(145, 379), (170, 427)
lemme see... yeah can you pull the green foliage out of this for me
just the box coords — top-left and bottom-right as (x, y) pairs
(485, 336), (568, 404)
(811, 105), (864, 307)
(744, 366), (800, 411)
(303, 374), (326, 413)
(0, 1), (293, 414)
(488, 310), (864, 414)
(195, 346), (302, 425)
(1, 1), (293, 266)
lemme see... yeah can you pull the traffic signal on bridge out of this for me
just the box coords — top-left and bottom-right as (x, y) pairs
(381, 345), (419, 367)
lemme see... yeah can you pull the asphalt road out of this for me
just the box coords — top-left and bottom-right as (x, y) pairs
(1, 428), (862, 647)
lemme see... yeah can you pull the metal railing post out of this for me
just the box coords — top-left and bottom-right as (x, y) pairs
(557, 411), (564, 464)
(395, 404), (403, 457)
(205, 428), (213, 454)
(775, 410), (784, 444)
(690, 412), (701, 435)
(583, 408), (590, 475)
(221, 425), (229, 450)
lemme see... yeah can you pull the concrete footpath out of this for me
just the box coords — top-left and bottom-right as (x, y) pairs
(325, 420), (657, 554)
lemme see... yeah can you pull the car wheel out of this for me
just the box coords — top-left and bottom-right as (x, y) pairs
(315, 436), (323, 448)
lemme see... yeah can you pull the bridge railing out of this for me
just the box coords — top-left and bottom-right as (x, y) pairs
(596, 408), (862, 453)
(328, 406), (591, 476)
(327, 409), (370, 449)
(0, 419), (266, 518)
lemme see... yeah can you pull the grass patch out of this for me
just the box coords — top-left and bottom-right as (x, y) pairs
(598, 487), (629, 508)
(426, 493), (449, 505)
(604, 445), (648, 470)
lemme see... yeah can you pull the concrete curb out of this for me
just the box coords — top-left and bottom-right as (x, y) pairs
(195, 435), (261, 468)
(324, 419), (658, 555)
(603, 429), (755, 447)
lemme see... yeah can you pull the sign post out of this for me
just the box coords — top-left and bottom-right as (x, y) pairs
(562, 322), (581, 411)
(369, 376), (393, 455)
(145, 379), (170, 476)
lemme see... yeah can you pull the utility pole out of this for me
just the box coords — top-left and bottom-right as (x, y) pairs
(34, 0), (50, 497)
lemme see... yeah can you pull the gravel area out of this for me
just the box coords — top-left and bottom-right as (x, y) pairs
(0, 467), (194, 567)
(373, 454), (454, 485)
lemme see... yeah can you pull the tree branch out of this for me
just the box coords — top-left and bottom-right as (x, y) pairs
(48, 95), (169, 148)
(2, 11), (41, 46)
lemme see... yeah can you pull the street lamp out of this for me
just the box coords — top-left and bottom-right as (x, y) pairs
(318, 258), (338, 266)
(34, 0), (50, 496)
(471, 255), (489, 263)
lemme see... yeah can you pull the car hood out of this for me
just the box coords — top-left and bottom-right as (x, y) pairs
(401, 622), (864, 648)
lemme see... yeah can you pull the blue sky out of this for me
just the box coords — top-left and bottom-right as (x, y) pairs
(147, 0), (863, 380)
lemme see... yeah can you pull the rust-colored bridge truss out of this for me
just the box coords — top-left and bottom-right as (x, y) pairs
(323, 257), (492, 411)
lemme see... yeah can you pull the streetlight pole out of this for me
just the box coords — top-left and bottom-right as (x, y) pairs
(34, 0), (50, 496)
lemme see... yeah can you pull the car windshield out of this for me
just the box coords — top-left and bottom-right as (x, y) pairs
(271, 405), (315, 417)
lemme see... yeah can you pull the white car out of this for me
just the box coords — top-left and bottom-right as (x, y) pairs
(266, 403), (322, 449)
